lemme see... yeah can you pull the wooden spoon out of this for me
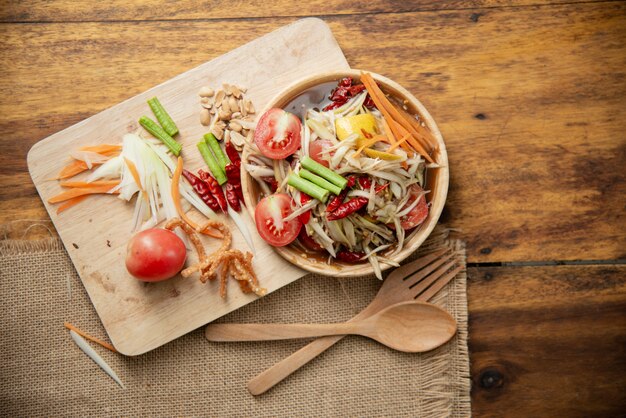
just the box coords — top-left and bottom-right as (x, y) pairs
(205, 301), (457, 353)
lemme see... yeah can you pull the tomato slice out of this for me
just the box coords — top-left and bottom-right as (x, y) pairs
(255, 193), (302, 246)
(400, 184), (429, 230)
(298, 228), (324, 252)
(254, 108), (302, 159)
(309, 139), (333, 168)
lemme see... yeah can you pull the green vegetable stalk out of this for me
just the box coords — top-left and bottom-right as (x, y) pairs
(139, 116), (182, 156)
(204, 133), (230, 171)
(287, 174), (329, 203)
(147, 97), (179, 136)
(300, 156), (348, 189)
(197, 141), (227, 185)
(299, 169), (342, 195)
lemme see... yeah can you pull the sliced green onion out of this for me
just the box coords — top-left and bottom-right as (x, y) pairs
(139, 116), (182, 156)
(287, 174), (329, 203)
(204, 133), (230, 171)
(299, 169), (342, 195)
(197, 141), (227, 185)
(301, 156), (347, 189)
(147, 97), (179, 136)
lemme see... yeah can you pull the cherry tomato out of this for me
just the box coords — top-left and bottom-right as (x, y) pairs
(298, 229), (324, 252)
(400, 184), (429, 230)
(309, 139), (334, 168)
(254, 108), (302, 159)
(125, 228), (187, 282)
(255, 193), (302, 247)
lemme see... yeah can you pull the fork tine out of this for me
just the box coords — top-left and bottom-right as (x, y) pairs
(410, 258), (459, 297)
(416, 264), (465, 302)
(386, 247), (449, 282)
(403, 251), (456, 288)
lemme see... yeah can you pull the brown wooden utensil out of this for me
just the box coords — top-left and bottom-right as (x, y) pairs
(205, 301), (457, 353)
(233, 246), (463, 394)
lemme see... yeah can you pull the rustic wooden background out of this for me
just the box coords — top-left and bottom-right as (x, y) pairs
(1, 1), (624, 416)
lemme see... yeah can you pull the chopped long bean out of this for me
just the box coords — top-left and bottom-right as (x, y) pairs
(301, 156), (347, 189)
(287, 174), (329, 203)
(147, 97), (179, 136)
(197, 141), (227, 185)
(299, 169), (342, 195)
(204, 133), (230, 170)
(139, 116), (182, 156)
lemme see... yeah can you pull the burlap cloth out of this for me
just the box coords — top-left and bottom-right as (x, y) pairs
(0, 221), (470, 417)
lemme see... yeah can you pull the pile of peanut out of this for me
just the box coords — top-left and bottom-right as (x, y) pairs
(198, 83), (256, 151)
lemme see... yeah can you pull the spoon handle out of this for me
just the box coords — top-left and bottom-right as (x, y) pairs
(205, 322), (360, 342)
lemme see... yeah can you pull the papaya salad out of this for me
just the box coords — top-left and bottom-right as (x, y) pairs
(245, 72), (439, 278)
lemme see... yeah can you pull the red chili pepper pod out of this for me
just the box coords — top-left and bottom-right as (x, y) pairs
(336, 250), (366, 263)
(358, 176), (372, 190)
(182, 169), (220, 212)
(198, 169), (228, 212)
(261, 176), (279, 193)
(225, 183), (241, 212)
(327, 197), (369, 221)
(224, 142), (241, 167)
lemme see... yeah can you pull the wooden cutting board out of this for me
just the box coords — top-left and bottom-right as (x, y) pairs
(27, 18), (350, 356)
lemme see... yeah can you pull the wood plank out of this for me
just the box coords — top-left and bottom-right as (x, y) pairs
(0, 0), (601, 22)
(1, 3), (625, 262)
(468, 264), (626, 417)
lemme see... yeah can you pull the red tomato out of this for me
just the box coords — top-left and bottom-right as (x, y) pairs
(254, 108), (302, 159)
(400, 184), (429, 230)
(309, 139), (334, 168)
(125, 228), (187, 282)
(255, 193), (302, 246)
(298, 228), (324, 252)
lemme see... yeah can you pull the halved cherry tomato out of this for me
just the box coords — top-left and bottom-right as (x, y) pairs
(400, 184), (429, 230)
(254, 193), (302, 246)
(298, 228), (324, 252)
(299, 193), (312, 225)
(309, 139), (333, 168)
(254, 108), (302, 159)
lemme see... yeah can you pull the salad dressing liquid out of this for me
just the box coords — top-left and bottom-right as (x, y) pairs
(283, 81), (337, 119)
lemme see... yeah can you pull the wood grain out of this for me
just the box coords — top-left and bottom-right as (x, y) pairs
(469, 264), (626, 417)
(2, 3), (625, 262)
(26, 18), (349, 356)
(0, 0), (601, 22)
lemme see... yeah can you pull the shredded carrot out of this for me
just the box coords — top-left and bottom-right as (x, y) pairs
(390, 120), (433, 163)
(48, 184), (119, 204)
(361, 72), (435, 163)
(172, 157), (223, 239)
(57, 195), (89, 213)
(64, 322), (118, 353)
(392, 102), (437, 150)
(79, 144), (122, 154)
(59, 180), (120, 188)
(57, 160), (90, 179)
(387, 134), (411, 152)
(123, 157), (149, 204)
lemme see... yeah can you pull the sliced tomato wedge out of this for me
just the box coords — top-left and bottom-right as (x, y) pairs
(309, 139), (333, 168)
(254, 108), (302, 159)
(298, 228), (324, 252)
(400, 184), (429, 230)
(255, 193), (302, 246)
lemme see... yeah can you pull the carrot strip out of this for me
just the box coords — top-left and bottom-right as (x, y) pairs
(57, 160), (90, 179)
(351, 136), (382, 159)
(390, 120), (433, 163)
(392, 103), (437, 150)
(123, 157), (149, 204)
(64, 322), (118, 353)
(59, 180), (120, 188)
(79, 144), (122, 154)
(48, 185), (119, 204)
(172, 157), (223, 239)
(57, 195), (89, 213)
(387, 134), (411, 152)
(361, 72), (435, 163)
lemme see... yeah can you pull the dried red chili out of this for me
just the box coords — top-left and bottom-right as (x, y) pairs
(326, 175), (356, 213)
(327, 197), (368, 221)
(336, 250), (366, 263)
(225, 163), (244, 204)
(224, 142), (241, 167)
(225, 183), (240, 211)
(323, 77), (375, 111)
(182, 169), (220, 212)
(261, 176), (279, 193)
(198, 169), (227, 212)
(358, 176), (372, 190)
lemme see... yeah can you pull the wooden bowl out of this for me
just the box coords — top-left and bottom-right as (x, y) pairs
(242, 69), (449, 277)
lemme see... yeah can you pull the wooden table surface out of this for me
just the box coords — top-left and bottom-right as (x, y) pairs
(1, 1), (624, 415)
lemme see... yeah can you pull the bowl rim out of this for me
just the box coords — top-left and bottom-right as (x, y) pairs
(242, 69), (449, 277)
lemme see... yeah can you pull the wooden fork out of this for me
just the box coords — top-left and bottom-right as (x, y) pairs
(240, 246), (464, 395)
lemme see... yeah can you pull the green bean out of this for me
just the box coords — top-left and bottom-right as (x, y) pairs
(139, 116), (182, 156)
(300, 156), (347, 189)
(287, 174), (329, 203)
(204, 133), (230, 170)
(299, 169), (342, 195)
(197, 142), (227, 185)
(147, 97), (179, 136)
